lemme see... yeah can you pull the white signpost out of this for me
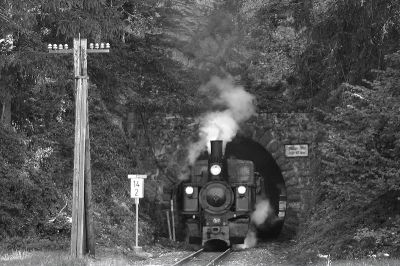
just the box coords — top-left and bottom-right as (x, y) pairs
(128, 174), (147, 253)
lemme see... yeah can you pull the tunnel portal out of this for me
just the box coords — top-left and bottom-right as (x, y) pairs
(225, 135), (287, 239)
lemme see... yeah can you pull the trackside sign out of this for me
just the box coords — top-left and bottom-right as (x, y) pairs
(128, 175), (147, 198)
(285, 144), (309, 157)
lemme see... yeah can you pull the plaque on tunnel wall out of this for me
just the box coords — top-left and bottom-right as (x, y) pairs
(285, 144), (309, 157)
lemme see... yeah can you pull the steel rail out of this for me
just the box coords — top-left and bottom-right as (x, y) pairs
(205, 248), (231, 266)
(172, 248), (204, 266)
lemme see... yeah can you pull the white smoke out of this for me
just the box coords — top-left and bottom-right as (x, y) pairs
(243, 229), (257, 249)
(233, 229), (258, 250)
(251, 199), (274, 226)
(235, 199), (275, 250)
(187, 76), (256, 165)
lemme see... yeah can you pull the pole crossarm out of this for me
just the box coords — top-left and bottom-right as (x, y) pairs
(49, 49), (110, 54)
(87, 49), (110, 53)
(48, 49), (73, 54)
(48, 37), (109, 258)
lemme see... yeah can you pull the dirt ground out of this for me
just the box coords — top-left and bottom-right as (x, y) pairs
(1, 241), (399, 266)
(87, 241), (293, 266)
(87, 241), (400, 266)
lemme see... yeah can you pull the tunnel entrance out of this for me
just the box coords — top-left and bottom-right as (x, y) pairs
(225, 135), (287, 240)
(155, 113), (315, 245)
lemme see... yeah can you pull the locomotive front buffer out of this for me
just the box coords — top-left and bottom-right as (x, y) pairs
(181, 140), (256, 246)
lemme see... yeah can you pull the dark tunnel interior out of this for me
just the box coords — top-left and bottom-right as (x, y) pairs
(225, 135), (286, 239)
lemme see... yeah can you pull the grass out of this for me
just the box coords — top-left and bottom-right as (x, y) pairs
(1, 249), (400, 266)
(312, 258), (400, 266)
(0, 248), (142, 266)
(0, 250), (86, 266)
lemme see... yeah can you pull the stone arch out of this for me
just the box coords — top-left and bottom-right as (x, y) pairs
(224, 134), (287, 239)
(244, 113), (318, 238)
(253, 131), (299, 237)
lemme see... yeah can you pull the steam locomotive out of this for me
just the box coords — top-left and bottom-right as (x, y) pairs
(178, 139), (285, 246)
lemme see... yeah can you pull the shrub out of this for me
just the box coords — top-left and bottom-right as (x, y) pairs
(296, 52), (400, 260)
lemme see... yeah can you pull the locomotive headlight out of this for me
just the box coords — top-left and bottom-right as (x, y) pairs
(185, 186), (194, 195)
(210, 164), (222, 175)
(237, 185), (246, 195)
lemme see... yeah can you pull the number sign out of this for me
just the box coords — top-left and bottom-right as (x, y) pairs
(285, 144), (309, 157)
(128, 175), (147, 198)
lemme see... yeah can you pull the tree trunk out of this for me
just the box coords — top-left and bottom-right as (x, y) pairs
(303, 0), (313, 26)
(0, 90), (11, 126)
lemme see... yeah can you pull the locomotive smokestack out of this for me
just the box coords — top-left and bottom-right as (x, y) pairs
(210, 140), (223, 162)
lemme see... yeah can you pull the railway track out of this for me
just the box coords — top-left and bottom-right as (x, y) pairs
(172, 248), (232, 266)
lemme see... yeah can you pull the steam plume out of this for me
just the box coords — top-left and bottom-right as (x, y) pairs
(251, 199), (274, 226)
(235, 199), (275, 249)
(243, 230), (257, 249)
(187, 76), (256, 165)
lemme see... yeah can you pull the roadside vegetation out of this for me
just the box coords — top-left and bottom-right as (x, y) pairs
(0, 250), (86, 266)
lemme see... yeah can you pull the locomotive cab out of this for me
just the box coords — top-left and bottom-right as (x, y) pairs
(181, 140), (256, 246)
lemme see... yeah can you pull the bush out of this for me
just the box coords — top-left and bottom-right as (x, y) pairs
(0, 126), (61, 239)
(295, 52), (400, 261)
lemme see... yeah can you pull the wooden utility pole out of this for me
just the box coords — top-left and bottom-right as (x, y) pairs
(49, 36), (109, 258)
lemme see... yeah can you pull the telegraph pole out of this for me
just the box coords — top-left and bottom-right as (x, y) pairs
(48, 36), (110, 258)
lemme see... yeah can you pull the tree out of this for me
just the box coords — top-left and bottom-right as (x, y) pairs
(297, 52), (400, 259)
(0, 0), (203, 243)
(295, 0), (400, 108)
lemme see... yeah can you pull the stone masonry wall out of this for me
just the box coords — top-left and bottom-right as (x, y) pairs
(245, 113), (322, 235)
(141, 112), (322, 236)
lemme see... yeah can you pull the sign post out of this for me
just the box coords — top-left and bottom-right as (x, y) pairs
(128, 174), (147, 253)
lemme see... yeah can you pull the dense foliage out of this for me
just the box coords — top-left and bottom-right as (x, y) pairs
(295, 55), (400, 260)
(0, 0), (201, 247)
(291, 0), (400, 261)
(296, 0), (400, 108)
(0, 125), (61, 239)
